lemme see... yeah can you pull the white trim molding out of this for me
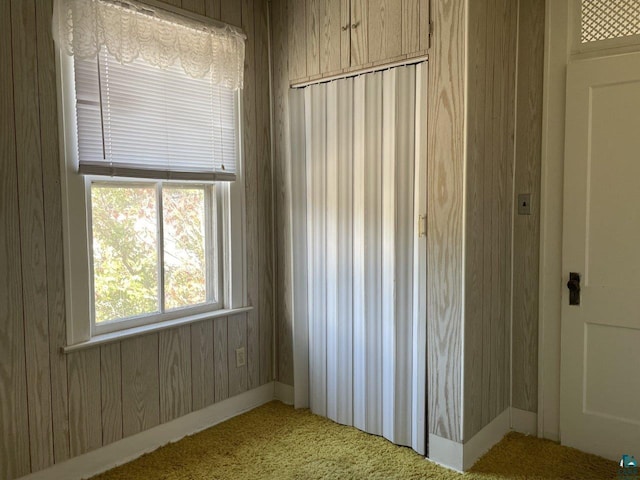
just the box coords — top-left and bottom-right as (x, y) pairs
(511, 407), (538, 436)
(462, 408), (511, 470)
(428, 434), (464, 473)
(18, 383), (274, 480)
(274, 382), (294, 405)
(538, 0), (570, 444)
(428, 408), (513, 472)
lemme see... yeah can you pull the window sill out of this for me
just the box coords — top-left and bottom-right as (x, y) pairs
(62, 306), (253, 354)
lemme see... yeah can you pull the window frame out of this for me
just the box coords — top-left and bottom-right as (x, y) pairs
(88, 179), (224, 336)
(56, 44), (247, 347)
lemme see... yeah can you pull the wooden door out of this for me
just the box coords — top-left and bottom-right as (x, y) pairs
(319, 0), (343, 75)
(367, 0), (402, 63)
(560, 52), (640, 461)
(350, 0), (368, 67)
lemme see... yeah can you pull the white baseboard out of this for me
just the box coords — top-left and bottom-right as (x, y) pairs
(463, 408), (510, 470)
(511, 407), (538, 436)
(19, 380), (538, 480)
(427, 407), (511, 472)
(20, 383), (275, 480)
(427, 434), (464, 472)
(274, 381), (294, 405)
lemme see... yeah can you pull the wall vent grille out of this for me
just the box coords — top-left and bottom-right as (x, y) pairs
(581, 0), (640, 43)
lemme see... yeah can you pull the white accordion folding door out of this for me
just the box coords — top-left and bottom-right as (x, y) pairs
(289, 63), (428, 455)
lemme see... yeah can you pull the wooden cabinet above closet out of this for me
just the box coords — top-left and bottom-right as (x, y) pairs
(288, 0), (430, 85)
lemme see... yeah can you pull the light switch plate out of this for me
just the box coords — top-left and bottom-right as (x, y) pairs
(235, 347), (246, 367)
(518, 193), (532, 215)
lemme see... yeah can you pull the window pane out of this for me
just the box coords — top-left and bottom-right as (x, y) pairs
(163, 186), (208, 310)
(91, 183), (159, 323)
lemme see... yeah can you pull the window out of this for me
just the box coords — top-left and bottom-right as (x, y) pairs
(89, 181), (223, 334)
(54, 0), (247, 344)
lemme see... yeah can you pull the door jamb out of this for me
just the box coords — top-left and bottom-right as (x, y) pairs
(537, 0), (570, 442)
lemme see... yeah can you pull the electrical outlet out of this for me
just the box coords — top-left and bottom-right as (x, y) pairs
(235, 347), (246, 367)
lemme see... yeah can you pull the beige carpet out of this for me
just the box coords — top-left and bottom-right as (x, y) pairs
(92, 401), (617, 479)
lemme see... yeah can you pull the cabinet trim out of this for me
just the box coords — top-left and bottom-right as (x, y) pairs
(290, 54), (428, 88)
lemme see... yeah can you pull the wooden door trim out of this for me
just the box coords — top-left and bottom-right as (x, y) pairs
(538, 0), (569, 443)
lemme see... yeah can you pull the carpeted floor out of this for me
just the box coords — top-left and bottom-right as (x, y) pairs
(91, 401), (617, 480)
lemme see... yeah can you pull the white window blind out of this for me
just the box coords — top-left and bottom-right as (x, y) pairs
(74, 47), (239, 181)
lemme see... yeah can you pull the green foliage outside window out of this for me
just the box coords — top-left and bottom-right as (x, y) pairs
(91, 183), (209, 324)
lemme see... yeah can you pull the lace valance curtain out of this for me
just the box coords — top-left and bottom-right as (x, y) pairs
(52, 0), (246, 90)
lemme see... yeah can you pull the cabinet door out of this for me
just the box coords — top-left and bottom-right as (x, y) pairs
(350, 0), (368, 67)
(368, 0), (402, 63)
(419, 0), (430, 52)
(289, 0), (308, 81)
(402, 0), (421, 55)
(307, 0), (321, 76)
(341, 0), (351, 69)
(319, 0), (343, 75)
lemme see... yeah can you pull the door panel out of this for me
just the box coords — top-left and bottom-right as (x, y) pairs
(561, 52), (640, 461)
(350, 0), (368, 67)
(368, 0), (402, 63)
(584, 324), (640, 425)
(320, 0), (342, 74)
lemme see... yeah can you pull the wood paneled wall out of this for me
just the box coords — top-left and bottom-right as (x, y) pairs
(271, 0), (296, 386)
(461, 0), (544, 439)
(463, 0), (518, 441)
(426, 0), (466, 443)
(512, 0), (545, 414)
(0, 1), (273, 478)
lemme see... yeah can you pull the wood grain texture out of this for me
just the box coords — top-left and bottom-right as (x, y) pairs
(228, 313), (249, 397)
(35, 0), (71, 464)
(241, 0), (260, 391)
(191, 320), (215, 410)
(402, 0), (421, 55)
(341, 0), (351, 69)
(427, 0), (466, 443)
(502, 0), (517, 417)
(121, 335), (160, 437)
(181, 0), (206, 14)
(320, 0), (342, 74)
(368, 0), (402, 63)
(463, 0), (488, 440)
(0, 1), (30, 476)
(220, 0), (242, 26)
(255, 0), (274, 386)
(289, 0), (307, 81)
(271, 0), (295, 386)
(489, 0), (504, 424)
(204, 0), (221, 19)
(495, 0), (518, 423)
(100, 344), (123, 445)
(462, 0), (518, 440)
(67, 349), (102, 457)
(307, 0), (321, 76)
(11, 0), (55, 470)
(480, 0), (495, 431)
(159, 326), (193, 423)
(419, 0), (429, 51)
(512, 0), (544, 414)
(214, 317), (230, 401)
(350, 0), (369, 66)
